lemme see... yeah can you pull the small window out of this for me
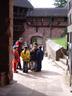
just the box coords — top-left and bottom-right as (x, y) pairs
(36, 27), (38, 32)
(52, 17), (54, 22)
(69, 1), (71, 10)
(69, 14), (71, 25)
(69, 0), (72, 10)
(64, 17), (67, 22)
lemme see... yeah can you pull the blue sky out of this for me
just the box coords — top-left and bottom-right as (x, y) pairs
(28, 0), (55, 8)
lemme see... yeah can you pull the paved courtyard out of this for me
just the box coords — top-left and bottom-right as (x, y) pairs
(0, 57), (72, 96)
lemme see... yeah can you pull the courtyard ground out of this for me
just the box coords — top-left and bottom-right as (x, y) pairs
(0, 57), (72, 96)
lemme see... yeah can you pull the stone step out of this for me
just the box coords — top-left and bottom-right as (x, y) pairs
(64, 55), (68, 60)
(59, 58), (67, 65)
(58, 55), (68, 66)
(55, 60), (67, 71)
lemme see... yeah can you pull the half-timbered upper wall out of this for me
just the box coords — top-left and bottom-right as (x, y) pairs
(26, 17), (67, 27)
(13, 6), (28, 20)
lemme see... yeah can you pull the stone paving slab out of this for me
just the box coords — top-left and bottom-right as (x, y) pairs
(0, 57), (72, 96)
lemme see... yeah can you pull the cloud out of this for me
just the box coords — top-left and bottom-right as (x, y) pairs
(29, 0), (55, 8)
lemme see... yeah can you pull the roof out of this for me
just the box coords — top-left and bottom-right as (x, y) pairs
(14, 0), (33, 8)
(27, 8), (67, 17)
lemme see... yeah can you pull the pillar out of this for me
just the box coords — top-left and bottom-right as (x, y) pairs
(0, 0), (13, 86)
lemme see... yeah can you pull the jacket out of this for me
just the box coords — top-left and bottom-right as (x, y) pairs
(21, 50), (30, 62)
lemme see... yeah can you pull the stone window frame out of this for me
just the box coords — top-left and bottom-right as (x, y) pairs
(69, 0), (72, 11)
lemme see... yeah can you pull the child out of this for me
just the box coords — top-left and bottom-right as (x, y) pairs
(21, 44), (30, 73)
(12, 45), (20, 73)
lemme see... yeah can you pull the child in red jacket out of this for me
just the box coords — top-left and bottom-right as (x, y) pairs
(12, 45), (20, 73)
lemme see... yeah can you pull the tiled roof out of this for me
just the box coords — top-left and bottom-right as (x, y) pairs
(27, 8), (67, 17)
(14, 0), (33, 8)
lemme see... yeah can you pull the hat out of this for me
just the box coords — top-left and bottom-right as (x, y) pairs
(19, 37), (23, 42)
(13, 45), (19, 49)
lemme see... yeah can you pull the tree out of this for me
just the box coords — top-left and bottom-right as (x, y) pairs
(54, 0), (67, 7)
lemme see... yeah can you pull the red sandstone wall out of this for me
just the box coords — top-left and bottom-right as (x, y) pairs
(22, 23), (66, 43)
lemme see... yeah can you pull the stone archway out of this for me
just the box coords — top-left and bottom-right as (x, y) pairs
(31, 36), (43, 45)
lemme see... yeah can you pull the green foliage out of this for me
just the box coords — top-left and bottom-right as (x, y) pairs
(54, 0), (67, 7)
(53, 36), (67, 49)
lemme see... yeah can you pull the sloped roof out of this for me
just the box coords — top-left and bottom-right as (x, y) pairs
(27, 8), (67, 17)
(14, 0), (33, 8)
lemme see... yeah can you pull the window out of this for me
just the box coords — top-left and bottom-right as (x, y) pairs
(70, 14), (71, 24)
(69, 32), (72, 43)
(68, 14), (72, 25)
(52, 17), (54, 22)
(64, 17), (67, 22)
(69, 0), (72, 10)
(36, 27), (38, 32)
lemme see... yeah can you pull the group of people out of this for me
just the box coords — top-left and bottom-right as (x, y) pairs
(12, 37), (44, 73)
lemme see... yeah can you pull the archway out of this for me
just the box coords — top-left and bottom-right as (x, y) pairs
(31, 36), (43, 45)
